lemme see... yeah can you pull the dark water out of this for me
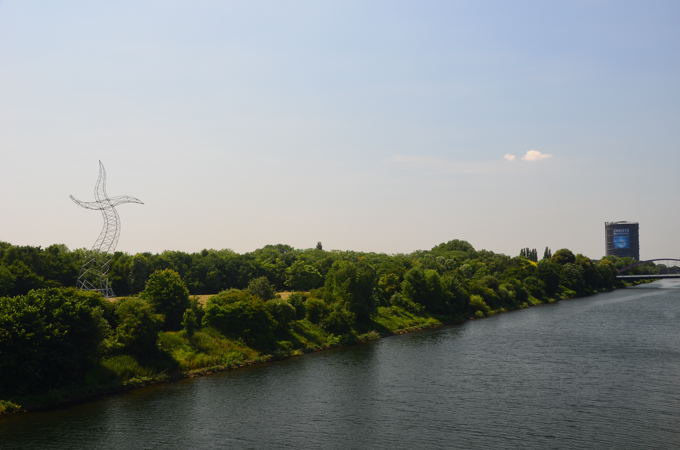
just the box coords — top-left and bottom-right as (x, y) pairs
(2, 280), (680, 449)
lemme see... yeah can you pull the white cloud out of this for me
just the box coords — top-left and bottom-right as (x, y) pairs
(390, 150), (554, 175)
(522, 149), (552, 161)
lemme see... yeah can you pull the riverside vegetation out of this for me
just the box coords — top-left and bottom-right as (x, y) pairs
(0, 240), (668, 415)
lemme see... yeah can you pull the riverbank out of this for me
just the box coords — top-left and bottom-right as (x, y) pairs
(0, 303), (445, 417)
(0, 285), (632, 418)
(4, 281), (679, 449)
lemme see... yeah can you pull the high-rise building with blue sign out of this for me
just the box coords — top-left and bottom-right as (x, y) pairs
(605, 221), (640, 260)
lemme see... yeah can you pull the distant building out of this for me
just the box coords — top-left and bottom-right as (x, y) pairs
(605, 221), (639, 260)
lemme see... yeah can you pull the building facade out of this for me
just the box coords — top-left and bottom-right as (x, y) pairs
(605, 221), (640, 260)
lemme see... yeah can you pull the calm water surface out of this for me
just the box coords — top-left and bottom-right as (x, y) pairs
(2, 280), (680, 449)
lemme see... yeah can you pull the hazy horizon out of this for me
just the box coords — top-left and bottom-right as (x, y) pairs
(2, 1), (679, 259)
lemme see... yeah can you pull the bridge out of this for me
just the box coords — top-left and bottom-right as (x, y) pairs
(616, 258), (680, 280)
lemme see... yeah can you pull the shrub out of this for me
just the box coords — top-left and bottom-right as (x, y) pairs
(265, 299), (296, 333)
(304, 297), (329, 324)
(469, 294), (491, 317)
(0, 288), (109, 395)
(288, 292), (307, 319)
(204, 292), (277, 349)
(247, 276), (276, 300)
(389, 293), (424, 314)
(141, 269), (190, 331)
(321, 304), (355, 334)
(113, 297), (163, 356)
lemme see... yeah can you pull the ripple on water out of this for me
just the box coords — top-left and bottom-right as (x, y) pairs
(2, 284), (680, 449)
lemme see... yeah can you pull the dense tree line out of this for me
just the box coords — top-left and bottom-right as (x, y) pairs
(0, 239), (664, 401)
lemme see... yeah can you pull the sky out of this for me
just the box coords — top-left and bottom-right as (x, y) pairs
(1, 0), (679, 259)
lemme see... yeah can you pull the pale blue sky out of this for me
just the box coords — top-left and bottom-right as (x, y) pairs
(1, 1), (679, 259)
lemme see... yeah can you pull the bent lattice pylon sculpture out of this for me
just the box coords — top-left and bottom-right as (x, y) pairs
(70, 161), (143, 297)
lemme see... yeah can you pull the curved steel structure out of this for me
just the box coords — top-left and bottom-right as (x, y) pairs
(71, 161), (143, 297)
(617, 258), (680, 274)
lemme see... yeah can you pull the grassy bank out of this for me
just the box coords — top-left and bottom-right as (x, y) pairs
(0, 302), (447, 416)
(5, 284), (646, 417)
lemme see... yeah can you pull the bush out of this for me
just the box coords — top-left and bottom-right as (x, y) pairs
(182, 309), (199, 336)
(321, 304), (355, 334)
(0, 288), (109, 395)
(204, 291), (277, 349)
(112, 297), (163, 356)
(141, 269), (190, 330)
(469, 294), (491, 317)
(265, 299), (296, 333)
(288, 292), (307, 319)
(247, 276), (276, 300)
(389, 293), (424, 314)
(304, 297), (329, 324)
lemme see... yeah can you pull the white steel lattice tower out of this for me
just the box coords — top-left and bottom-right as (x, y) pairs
(70, 161), (143, 297)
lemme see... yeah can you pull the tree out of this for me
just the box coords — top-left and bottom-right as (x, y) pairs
(8, 261), (43, 295)
(402, 267), (447, 313)
(552, 249), (576, 265)
(182, 308), (198, 337)
(560, 263), (585, 296)
(284, 261), (323, 291)
(113, 297), (162, 355)
(519, 248), (537, 262)
(0, 288), (109, 395)
(203, 291), (276, 349)
(543, 247), (552, 260)
(537, 260), (560, 296)
(321, 303), (355, 334)
(377, 273), (401, 304)
(265, 299), (296, 334)
(324, 260), (377, 323)
(0, 264), (15, 297)
(130, 253), (153, 293)
(304, 297), (329, 323)
(247, 276), (276, 300)
(141, 269), (190, 331)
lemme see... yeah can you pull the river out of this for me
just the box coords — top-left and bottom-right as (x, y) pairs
(2, 280), (680, 449)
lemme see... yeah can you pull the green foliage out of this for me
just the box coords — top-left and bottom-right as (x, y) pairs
(519, 248), (538, 262)
(0, 288), (109, 395)
(182, 308), (199, 337)
(265, 298), (297, 333)
(141, 269), (190, 330)
(373, 306), (440, 333)
(285, 261), (323, 290)
(389, 292), (424, 314)
(304, 297), (329, 323)
(543, 247), (552, 260)
(377, 273), (401, 304)
(324, 260), (377, 323)
(321, 303), (355, 334)
(112, 297), (162, 356)
(430, 239), (475, 257)
(0, 264), (16, 297)
(523, 276), (546, 298)
(0, 400), (22, 415)
(157, 328), (260, 371)
(0, 238), (629, 404)
(101, 354), (156, 380)
(247, 276), (276, 300)
(537, 260), (561, 296)
(552, 248), (576, 265)
(203, 290), (277, 349)
(288, 292), (308, 319)
(469, 294), (491, 317)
